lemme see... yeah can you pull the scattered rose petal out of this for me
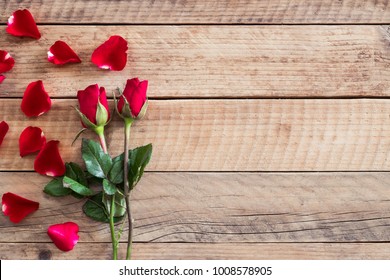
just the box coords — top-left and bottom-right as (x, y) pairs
(34, 140), (65, 177)
(91, 35), (128, 71)
(6, 9), (41, 39)
(0, 121), (9, 146)
(47, 222), (79, 252)
(48, 41), (81, 65)
(2, 192), (39, 223)
(0, 50), (15, 73)
(19, 126), (46, 157)
(0, 75), (5, 83)
(21, 80), (52, 117)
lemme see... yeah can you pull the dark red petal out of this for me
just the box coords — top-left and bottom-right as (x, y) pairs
(77, 84), (100, 125)
(48, 41), (81, 65)
(0, 50), (15, 73)
(21, 80), (52, 117)
(119, 78), (148, 117)
(91, 35), (128, 71)
(34, 140), (65, 177)
(6, 9), (41, 39)
(0, 121), (9, 146)
(129, 80), (147, 117)
(19, 126), (46, 157)
(0, 75), (5, 83)
(2, 192), (39, 223)
(47, 222), (79, 252)
(117, 78), (139, 113)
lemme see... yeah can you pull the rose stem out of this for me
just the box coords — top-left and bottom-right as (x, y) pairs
(96, 126), (108, 154)
(96, 127), (117, 259)
(109, 197), (118, 260)
(124, 118), (133, 260)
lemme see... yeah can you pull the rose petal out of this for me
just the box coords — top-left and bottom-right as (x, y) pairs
(77, 84), (110, 126)
(0, 75), (5, 83)
(118, 78), (148, 117)
(0, 50), (15, 73)
(19, 126), (46, 157)
(34, 140), (65, 177)
(91, 35), (128, 71)
(0, 121), (9, 146)
(48, 41), (81, 65)
(21, 80), (52, 117)
(6, 9), (41, 39)
(2, 192), (39, 223)
(47, 222), (79, 252)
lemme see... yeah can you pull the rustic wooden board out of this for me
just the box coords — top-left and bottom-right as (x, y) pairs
(1, 172), (389, 243)
(1, 243), (389, 260)
(2, 0), (390, 24)
(2, 99), (390, 171)
(1, 26), (390, 98)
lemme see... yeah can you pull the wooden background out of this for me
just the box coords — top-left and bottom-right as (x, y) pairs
(0, 0), (390, 259)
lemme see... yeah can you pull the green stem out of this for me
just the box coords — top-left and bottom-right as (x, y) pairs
(109, 195), (118, 260)
(95, 126), (108, 154)
(124, 118), (133, 260)
(96, 126), (117, 259)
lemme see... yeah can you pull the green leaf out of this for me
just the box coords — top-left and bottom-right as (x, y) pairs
(108, 154), (124, 184)
(81, 138), (112, 178)
(43, 178), (71, 197)
(63, 176), (93, 196)
(103, 191), (126, 218)
(128, 144), (153, 190)
(83, 192), (109, 223)
(65, 162), (88, 186)
(103, 179), (117, 195)
(83, 192), (124, 223)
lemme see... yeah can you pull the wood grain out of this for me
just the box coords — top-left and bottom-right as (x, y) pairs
(1, 26), (390, 98)
(1, 172), (389, 243)
(1, 243), (389, 260)
(2, 0), (389, 24)
(2, 99), (390, 171)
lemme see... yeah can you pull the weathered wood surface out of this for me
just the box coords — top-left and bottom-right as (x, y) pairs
(2, 99), (390, 171)
(1, 0), (390, 261)
(2, 0), (390, 24)
(1, 243), (389, 260)
(1, 26), (390, 98)
(0, 172), (389, 243)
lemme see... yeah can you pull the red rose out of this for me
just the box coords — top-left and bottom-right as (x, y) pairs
(77, 84), (110, 129)
(117, 78), (148, 120)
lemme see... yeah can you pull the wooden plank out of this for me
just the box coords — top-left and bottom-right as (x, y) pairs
(2, 99), (390, 171)
(2, 0), (390, 24)
(1, 172), (389, 243)
(1, 26), (390, 98)
(1, 242), (389, 260)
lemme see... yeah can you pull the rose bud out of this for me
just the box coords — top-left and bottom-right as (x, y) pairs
(76, 84), (110, 132)
(116, 78), (148, 121)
